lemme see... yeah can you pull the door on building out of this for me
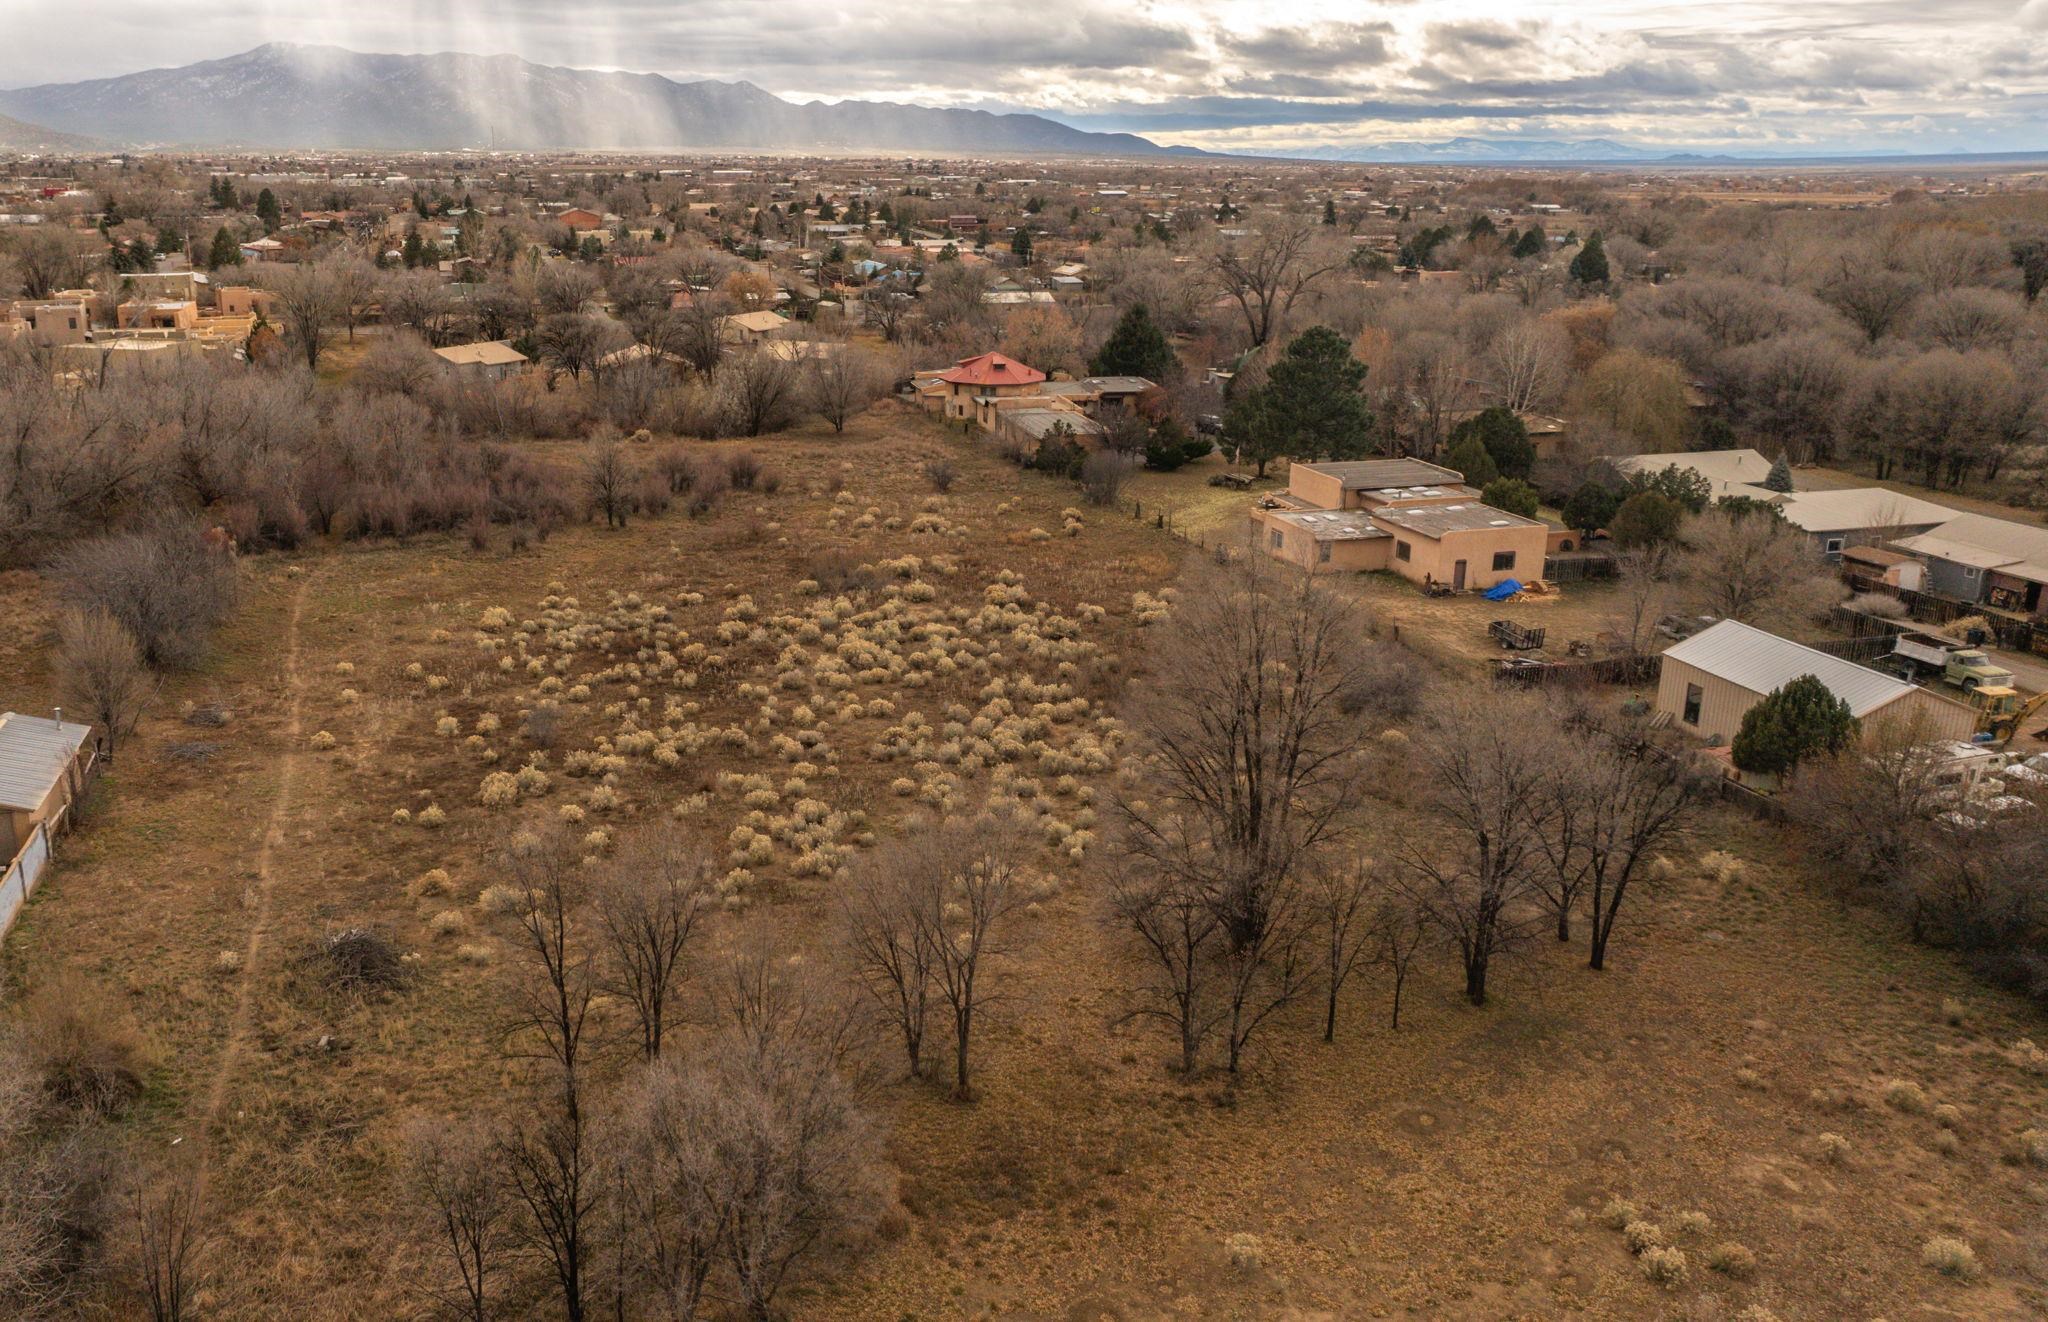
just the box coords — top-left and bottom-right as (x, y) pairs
(1452, 560), (1467, 590)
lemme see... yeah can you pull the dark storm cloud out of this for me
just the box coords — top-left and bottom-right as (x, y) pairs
(4, 0), (2046, 155)
(1220, 23), (1397, 72)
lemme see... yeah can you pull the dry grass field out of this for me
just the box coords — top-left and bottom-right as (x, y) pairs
(3, 407), (2047, 1320)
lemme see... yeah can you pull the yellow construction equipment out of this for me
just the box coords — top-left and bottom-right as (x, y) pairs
(1970, 686), (2048, 745)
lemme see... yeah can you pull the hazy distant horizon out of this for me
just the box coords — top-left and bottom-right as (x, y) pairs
(7, 0), (2048, 159)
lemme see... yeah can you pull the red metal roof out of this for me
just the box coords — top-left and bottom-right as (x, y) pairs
(936, 352), (1046, 387)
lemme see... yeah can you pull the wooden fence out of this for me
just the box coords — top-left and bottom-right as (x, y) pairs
(1496, 653), (1662, 688)
(1843, 575), (2048, 655)
(1542, 553), (1617, 583)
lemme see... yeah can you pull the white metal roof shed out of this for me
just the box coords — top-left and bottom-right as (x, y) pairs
(1661, 620), (1912, 718)
(0, 713), (93, 812)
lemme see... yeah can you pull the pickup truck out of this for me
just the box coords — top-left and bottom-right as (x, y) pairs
(1890, 631), (2015, 690)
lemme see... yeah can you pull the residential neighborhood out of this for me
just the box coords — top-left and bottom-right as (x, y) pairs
(1, 20), (2048, 1319)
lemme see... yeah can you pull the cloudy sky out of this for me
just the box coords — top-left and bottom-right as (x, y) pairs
(7, 0), (2048, 155)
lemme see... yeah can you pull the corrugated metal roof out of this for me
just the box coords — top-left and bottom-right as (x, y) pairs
(0, 713), (92, 812)
(1662, 620), (1912, 717)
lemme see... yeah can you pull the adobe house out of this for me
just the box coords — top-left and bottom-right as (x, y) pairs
(214, 286), (278, 319)
(116, 299), (199, 332)
(1250, 460), (1549, 589)
(922, 351), (1046, 422)
(14, 298), (90, 347)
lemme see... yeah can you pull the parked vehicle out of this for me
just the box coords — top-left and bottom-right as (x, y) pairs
(1889, 630), (2015, 691)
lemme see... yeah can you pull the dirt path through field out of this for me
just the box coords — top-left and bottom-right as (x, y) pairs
(194, 568), (312, 1191)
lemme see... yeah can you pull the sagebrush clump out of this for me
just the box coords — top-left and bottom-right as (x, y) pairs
(1640, 1246), (1687, 1287)
(1921, 1235), (1978, 1279)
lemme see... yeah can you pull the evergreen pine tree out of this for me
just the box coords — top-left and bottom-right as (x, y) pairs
(1089, 303), (1176, 380)
(1570, 232), (1610, 285)
(1731, 675), (1858, 776)
(255, 188), (283, 233)
(1763, 453), (1795, 493)
(1224, 326), (1374, 475)
(207, 227), (242, 269)
(1444, 436), (1500, 487)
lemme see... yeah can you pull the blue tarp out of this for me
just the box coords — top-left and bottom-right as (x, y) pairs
(1481, 578), (1523, 602)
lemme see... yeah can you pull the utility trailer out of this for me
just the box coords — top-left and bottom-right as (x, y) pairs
(1489, 620), (1546, 652)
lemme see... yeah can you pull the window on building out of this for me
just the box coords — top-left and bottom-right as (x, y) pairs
(1492, 551), (1516, 572)
(1317, 541), (1332, 564)
(1394, 540), (1411, 562)
(1964, 566), (1980, 579)
(1270, 529), (1284, 550)
(1824, 537), (1844, 554)
(1682, 683), (1703, 726)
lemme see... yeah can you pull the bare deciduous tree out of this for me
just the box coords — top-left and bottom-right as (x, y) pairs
(56, 524), (238, 671)
(1111, 557), (1375, 1071)
(1398, 694), (1557, 1006)
(1610, 542), (1674, 657)
(495, 832), (597, 1322)
(535, 312), (614, 384)
(56, 606), (153, 761)
(261, 261), (342, 371)
(1119, 556), (1374, 942)
(581, 438), (636, 530)
(1677, 508), (1842, 631)
(807, 347), (890, 434)
(1208, 216), (1347, 347)
(1105, 848), (1226, 1077)
(1376, 896), (1431, 1031)
(592, 830), (711, 1060)
(717, 350), (803, 438)
(1537, 701), (1705, 968)
(847, 815), (1024, 1098)
(841, 855), (936, 1080)
(1309, 856), (1379, 1043)
(407, 1117), (512, 1322)
(129, 1168), (203, 1322)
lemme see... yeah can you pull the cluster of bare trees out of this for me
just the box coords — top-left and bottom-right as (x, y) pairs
(1101, 559), (1709, 1075)
(1603, 504), (1847, 652)
(841, 814), (1027, 1098)
(403, 827), (888, 1321)
(1787, 716), (2048, 1002)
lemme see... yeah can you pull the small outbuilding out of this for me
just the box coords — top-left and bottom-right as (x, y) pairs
(0, 712), (96, 861)
(433, 340), (530, 381)
(1656, 619), (1978, 747)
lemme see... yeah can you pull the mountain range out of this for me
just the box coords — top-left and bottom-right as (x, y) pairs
(0, 110), (96, 151)
(1271, 138), (1675, 164)
(0, 43), (1188, 156)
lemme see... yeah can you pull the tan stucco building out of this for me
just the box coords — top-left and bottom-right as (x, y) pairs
(1250, 459), (1550, 590)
